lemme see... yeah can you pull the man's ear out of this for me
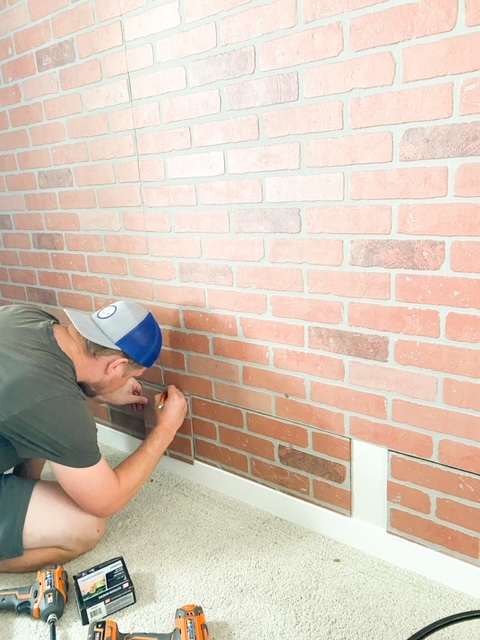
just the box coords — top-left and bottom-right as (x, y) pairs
(105, 356), (130, 376)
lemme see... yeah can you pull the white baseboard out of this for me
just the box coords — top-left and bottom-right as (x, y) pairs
(98, 424), (480, 601)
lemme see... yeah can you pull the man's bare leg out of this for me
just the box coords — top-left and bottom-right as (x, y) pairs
(0, 481), (107, 573)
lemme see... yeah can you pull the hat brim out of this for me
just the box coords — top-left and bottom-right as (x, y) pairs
(64, 308), (121, 351)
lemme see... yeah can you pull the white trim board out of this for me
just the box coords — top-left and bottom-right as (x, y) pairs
(98, 424), (480, 601)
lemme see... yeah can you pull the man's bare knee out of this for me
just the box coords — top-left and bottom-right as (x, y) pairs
(76, 515), (107, 554)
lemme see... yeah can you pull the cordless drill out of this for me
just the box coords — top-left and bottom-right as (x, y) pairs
(0, 565), (68, 639)
(87, 604), (209, 640)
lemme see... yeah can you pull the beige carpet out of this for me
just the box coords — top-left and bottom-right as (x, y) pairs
(1, 444), (480, 640)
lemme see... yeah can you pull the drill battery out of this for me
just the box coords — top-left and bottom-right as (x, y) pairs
(73, 556), (136, 625)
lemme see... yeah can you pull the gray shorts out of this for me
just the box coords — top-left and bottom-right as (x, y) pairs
(0, 473), (37, 561)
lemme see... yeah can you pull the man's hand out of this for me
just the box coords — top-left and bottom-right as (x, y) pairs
(96, 377), (148, 412)
(153, 385), (188, 432)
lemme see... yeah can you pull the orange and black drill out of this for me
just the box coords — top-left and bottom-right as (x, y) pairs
(0, 565), (68, 640)
(87, 604), (209, 640)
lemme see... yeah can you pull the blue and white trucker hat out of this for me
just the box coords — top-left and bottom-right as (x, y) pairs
(64, 301), (162, 368)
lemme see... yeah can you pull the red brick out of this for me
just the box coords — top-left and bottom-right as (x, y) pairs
(0, 284), (26, 301)
(184, 310), (237, 336)
(272, 296), (342, 325)
(403, 32), (480, 82)
(455, 163), (480, 197)
(226, 72), (298, 110)
(138, 128), (190, 155)
(397, 274), (480, 309)
(0, 36), (13, 62)
(30, 122), (65, 146)
(350, 239), (445, 270)
(52, 252), (85, 271)
(28, 0), (68, 22)
(60, 60), (102, 90)
(252, 458), (310, 495)
(248, 413), (308, 448)
(124, 3), (180, 41)
(2, 53), (36, 83)
(237, 265), (303, 292)
(0, 195), (25, 212)
(444, 377), (480, 414)
(111, 104), (160, 132)
(52, 142), (89, 166)
(351, 0), (457, 51)
(190, 356), (240, 383)
(261, 24), (343, 70)
(163, 90), (221, 125)
(304, 0), (387, 20)
(460, 79), (480, 115)
(184, 0), (250, 23)
(439, 440), (480, 476)
(98, 187), (141, 209)
(9, 268), (37, 285)
(27, 288), (57, 306)
(265, 102), (343, 138)
(87, 256), (127, 276)
(90, 135), (136, 161)
(20, 251), (50, 268)
(213, 337), (269, 366)
(12, 213), (43, 230)
(157, 23), (216, 63)
(312, 431), (350, 461)
(388, 482), (431, 515)
(349, 362), (437, 400)
(241, 317), (304, 347)
(351, 417), (433, 457)
(267, 174), (344, 203)
(38, 168), (73, 189)
(307, 132), (391, 167)
(393, 399), (480, 442)
(196, 440), (248, 474)
(67, 114), (108, 139)
(76, 21), (123, 59)
(192, 398), (244, 428)
(44, 93), (83, 120)
(195, 115), (259, 147)
(52, 2), (95, 37)
(8, 102), (43, 127)
(308, 270), (390, 300)
(305, 52), (395, 97)
(179, 262), (232, 286)
(25, 193), (57, 211)
(32, 233), (63, 251)
(191, 46), (254, 87)
(174, 210), (228, 233)
(437, 498), (480, 535)
(66, 233), (102, 253)
(23, 72), (59, 100)
(224, 0), (295, 44)
(111, 278), (154, 301)
(228, 142), (300, 174)
(352, 84), (453, 128)
(129, 259), (176, 282)
(2, 232), (31, 249)
(72, 274), (110, 295)
(312, 381), (387, 419)
(36, 39), (76, 72)
(398, 203), (480, 236)
(131, 67), (186, 100)
(203, 237), (264, 261)
(75, 164), (115, 187)
(401, 122), (480, 161)
(0, 4), (27, 37)
(351, 167), (448, 200)
(233, 208), (300, 234)
(313, 479), (351, 512)
(307, 205), (391, 235)
(124, 211), (170, 233)
(0, 85), (22, 106)
(389, 509), (478, 559)
(59, 190), (96, 210)
(280, 445), (347, 484)
(209, 289), (266, 315)
(6, 173), (37, 190)
(144, 185), (196, 208)
(84, 79), (129, 112)
(451, 241), (480, 273)
(39, 271), (71, 289)
(310, 327), (388, 362)
(200, 179), (261, 205)
(221, 426), (275, 459)
(0, 154), (16, 171)
(15, 21), (51, 54)
(104, 44), (153, 78)
(244, 366), (306, 398)
(168, 150), (224, 179)
(274, 347), (345, 381)
(421, 306), (480, 351)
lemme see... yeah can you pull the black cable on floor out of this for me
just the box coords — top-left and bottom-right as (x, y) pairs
(406, 610), (480, 639)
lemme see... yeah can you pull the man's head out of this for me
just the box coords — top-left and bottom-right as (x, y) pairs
(64, 301), (162, 368)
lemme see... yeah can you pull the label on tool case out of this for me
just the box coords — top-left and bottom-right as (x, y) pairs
(73, 556), (136, 625)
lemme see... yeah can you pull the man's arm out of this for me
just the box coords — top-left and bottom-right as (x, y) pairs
(13, 458), (46, 479)
(49, 385), (187, 518)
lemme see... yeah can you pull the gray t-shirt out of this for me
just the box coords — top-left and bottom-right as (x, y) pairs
(0, 304), (101, 473)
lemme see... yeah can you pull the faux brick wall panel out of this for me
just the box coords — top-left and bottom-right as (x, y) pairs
(1, 0), (480, 558)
